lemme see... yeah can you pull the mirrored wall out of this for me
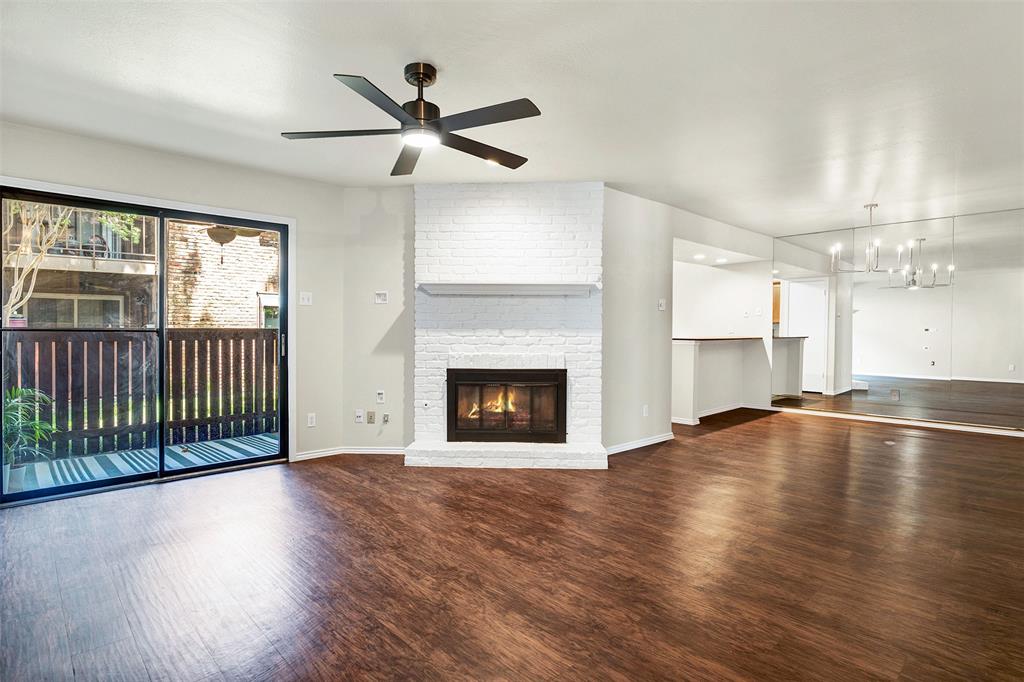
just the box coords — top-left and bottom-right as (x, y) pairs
(771, 208), (1023, 431)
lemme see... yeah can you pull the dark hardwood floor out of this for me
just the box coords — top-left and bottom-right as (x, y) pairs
(2, 409), (1022, 680)
(774, 374), (1024, 430)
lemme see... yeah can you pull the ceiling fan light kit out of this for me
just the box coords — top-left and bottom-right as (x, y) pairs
(282, 62), (540, 176)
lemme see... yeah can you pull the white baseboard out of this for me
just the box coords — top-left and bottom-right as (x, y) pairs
(824, 386), (852, 396)
(698, 402), (745, 418)
(854, 373), (1023, 384)
(673, 403), (770, 427)
(292, 446), (405, 462)
(605, 432), (675, 455)
(854, 372), (949, 381)
(769, 406), (1023, 438)
(950, 375), (1024, 384)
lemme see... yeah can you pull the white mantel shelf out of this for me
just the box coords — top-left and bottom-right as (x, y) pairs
(416, 282), (600, 297)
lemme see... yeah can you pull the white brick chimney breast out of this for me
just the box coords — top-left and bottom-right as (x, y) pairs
(405, 182), (607, 469)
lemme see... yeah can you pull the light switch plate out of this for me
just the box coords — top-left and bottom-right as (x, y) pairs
(376, 390), (385, 404)
(299, 291), (313, 306)
(374, 291), (389, 305)
(657, 298), (666, 311)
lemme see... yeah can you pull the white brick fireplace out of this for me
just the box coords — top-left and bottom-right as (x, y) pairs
(404, 182), (608, 469)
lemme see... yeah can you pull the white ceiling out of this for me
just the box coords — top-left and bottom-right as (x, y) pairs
(672, 238), (762, 267)
(1, 2), (1021, 237)
(778, 208), (1022, 272)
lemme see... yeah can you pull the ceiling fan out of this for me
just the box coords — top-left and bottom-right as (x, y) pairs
(281, 62), (540, 176)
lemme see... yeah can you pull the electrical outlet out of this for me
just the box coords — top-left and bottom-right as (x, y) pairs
(367, 411), (375, 424)
(354, 409), (365, 424)
(376, 390), (385, 404)
(641, 404), (649, 417)
(374, 291), (389, 305)
(382, 413), (390, 424)
(306, 413), (317, 427)
(299, 291), (313, 306)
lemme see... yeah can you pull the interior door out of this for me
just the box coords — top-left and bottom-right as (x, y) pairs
(787, 279), (828, 393)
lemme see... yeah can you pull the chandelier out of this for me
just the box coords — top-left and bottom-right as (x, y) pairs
(828, 203), (955, 289)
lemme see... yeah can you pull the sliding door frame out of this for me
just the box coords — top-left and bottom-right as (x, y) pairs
(159, 208), (289, 478)
(0, 185), (289, 504)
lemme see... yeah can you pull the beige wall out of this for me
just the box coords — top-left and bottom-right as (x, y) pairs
(0, 121), (414, 455)
(602, 188), (674, 449)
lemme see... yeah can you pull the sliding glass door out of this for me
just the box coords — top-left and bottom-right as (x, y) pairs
(162, 217), (284, 472)
(0, 188), (287, 502)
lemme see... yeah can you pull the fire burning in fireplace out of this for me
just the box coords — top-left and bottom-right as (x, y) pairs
(466, 387), (517, 418)
(448, 369), (567, 443)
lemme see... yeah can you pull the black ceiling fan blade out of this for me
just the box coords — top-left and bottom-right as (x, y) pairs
(333, 74), (416, 125)
(436, 98), (540, 132)
(440, 132), (528, 169)
(281, 129), (400, 140)
(390, 145), (422, 176)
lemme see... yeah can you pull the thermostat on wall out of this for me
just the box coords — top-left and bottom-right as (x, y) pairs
(374, 291), (389, 305)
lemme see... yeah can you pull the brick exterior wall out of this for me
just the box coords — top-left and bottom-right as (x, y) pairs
(166, 221), (280, 328)
(408, 182), (606, 467)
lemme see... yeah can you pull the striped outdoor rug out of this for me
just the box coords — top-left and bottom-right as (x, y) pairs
(4, 433), (280, 495)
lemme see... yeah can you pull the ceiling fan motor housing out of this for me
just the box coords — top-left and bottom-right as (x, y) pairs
(403, 99), (440, 123)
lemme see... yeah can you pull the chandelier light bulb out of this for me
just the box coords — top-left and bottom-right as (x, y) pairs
(947, 264), (955, 271)
(873, 238), (881, 247)
(931, 263), (938, 271)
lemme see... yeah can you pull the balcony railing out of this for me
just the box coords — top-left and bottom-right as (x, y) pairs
(5, 328), (279, 459)
(3, 206), (158, 264)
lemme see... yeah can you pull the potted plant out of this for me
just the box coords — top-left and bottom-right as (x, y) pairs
(3, 384), (55, 469)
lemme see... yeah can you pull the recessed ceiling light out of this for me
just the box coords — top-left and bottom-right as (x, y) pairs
(693, 254), (706, 261)
(715, 257), (728, 264)
(772, 269), (779, 274)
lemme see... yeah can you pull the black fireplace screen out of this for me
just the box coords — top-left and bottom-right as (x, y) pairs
(447, 368), (567, 443)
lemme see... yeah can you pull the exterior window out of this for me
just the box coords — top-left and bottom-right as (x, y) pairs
(257, 292), (279, 329)
(24, 294), (124, 328)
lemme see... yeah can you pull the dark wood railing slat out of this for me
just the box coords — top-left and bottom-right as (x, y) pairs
(53, 339), (71, 458)
(196, 336), (209, 443)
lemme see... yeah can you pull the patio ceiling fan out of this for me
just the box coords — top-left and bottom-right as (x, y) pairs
(281, 63), (541, 176)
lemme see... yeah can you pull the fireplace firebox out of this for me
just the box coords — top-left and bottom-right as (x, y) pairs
(447, 368), (567, 443)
